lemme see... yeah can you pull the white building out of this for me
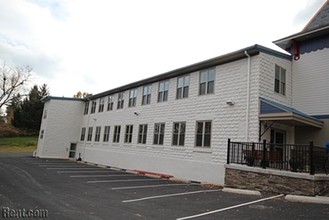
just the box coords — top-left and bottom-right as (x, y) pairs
(36, 2), (329, 185)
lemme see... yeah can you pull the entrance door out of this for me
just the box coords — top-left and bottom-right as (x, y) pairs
(270, 129), (286, 145)
(69, 143), (77, 158)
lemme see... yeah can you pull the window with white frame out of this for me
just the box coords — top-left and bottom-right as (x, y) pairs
(142, 85), (152, 105)
(103, 126), (110, 142)
(195, 121), (211, 147)
(117, 93), (124, 109)
(172, 122), (185, 146)
(91, 101), (97, 114)
(129, 89), (138, 107)
(98, 98), (104, 112)
(177, 75), (189, 99)
(80, 127), (86, 141)
(107, 96), (114, 111)
(84, 101), (89, 115)
(274, 65), (286, 95)
(153, 123), (165, 145)
(199, 68), (215, 95)
(124, 125), (133, 143)
(95, 126), (101, 142)
(87, 127), (93, 141)
(113, 125), (121, 143)
(138, 124), (148, 144)
(158, 81), (169, 102)
(40, 130), (44, 139)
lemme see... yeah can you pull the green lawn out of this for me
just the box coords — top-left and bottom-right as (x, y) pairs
(0, 136), (38, 152)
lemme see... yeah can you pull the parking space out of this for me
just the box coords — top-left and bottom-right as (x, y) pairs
(0, 154), (328, 219)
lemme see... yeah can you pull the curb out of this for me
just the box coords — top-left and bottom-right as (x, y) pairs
(222, 187), (261, 196)
(285, 195), (329, 204)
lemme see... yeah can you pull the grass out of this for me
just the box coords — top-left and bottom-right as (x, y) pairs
(0, 136), (38, 153)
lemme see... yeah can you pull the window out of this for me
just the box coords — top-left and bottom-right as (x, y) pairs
(142, 85), (152, 105)
(91, 101), (97, 114)
(177, 75), (189, 99)
(87, 127), (93, 141)
(40, 130), (44, 139)
(113, 125), (121, 143)
(153, 123), (165, 145)
(80, 127), (86, 141)
(158, 81), (169, 102)
(43, 109), (47, 119)
(103, 126), (110, 142)
(95, 126), (101, 142)
(199, 68), (215, 95)
(107, 96), (114, 111)
(138, 124), (148, 144)
(98, 98), (104, 112)
(117, 93), (124, 109)
(125, 125), (134, 143)
(84, 101), (89, 115)
(172, 122), (186, 146)
(195, 121), (211, 147)
(274, 65), (286, 95)
(129, 89), (138, 107)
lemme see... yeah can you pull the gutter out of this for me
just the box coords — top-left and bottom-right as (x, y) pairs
(244, 51), (251, 142)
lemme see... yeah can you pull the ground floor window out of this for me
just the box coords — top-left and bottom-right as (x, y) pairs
(94, 126), (101, 142)
(103, 126), (110, 142)
(172, 122), (185, 146)
(195, 121), (211, 147)
(153, 123), (165, 145)
(80, 127), (86, 141)
(87, 127), (93, 141)
(125, 125), (133, 143)
(138, 124), (148, 144)
(113, 126), (121, 143)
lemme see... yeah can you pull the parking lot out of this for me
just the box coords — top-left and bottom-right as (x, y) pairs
(0, 153), (328, 219)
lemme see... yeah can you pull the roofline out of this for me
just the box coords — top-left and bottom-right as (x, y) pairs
(273, 25), (329, 50)
(89, 44), (291, 100)
(42, 96), (84, 102)
(302, 0), (329, 32)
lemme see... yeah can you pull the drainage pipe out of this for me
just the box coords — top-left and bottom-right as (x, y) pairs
(244, 51), (251, 142)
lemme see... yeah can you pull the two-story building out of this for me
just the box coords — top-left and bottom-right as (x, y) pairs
(36, 1), (329, 185)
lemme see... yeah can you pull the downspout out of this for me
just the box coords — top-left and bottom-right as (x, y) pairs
(244, 51), (251, 142)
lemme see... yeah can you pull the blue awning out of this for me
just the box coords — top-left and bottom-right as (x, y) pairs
(259, 98), (323, 128)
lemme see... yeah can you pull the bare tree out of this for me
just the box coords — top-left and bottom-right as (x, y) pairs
(0, 63), (32, 109)
(73, 91), (92, 98)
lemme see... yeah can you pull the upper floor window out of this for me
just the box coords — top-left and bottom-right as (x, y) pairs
(199, 68), (215, 95)
(98, 98), (104, 112)
(195, 121), (211, 148)
(153, 123), (165, 145)
(117, 93), (124, 109)
(103, 126), (110, 142)
(177, 75), (189, 99)
(95, 126), (101, 142)
(91, 101), (97, 114)
(142, 85), (152, 105)
(138, 124), (148, 144)
(40, 130), (44, 139)
(172, 122), (185, 146)
(113, 125), (121, 143)
(158, 81), (169, 102)
(84, 101), (89, 115)
(129, 89), (138, 107)
(274, 65), (286, 95)
(43, 109), (47, 119)
(80, 127), (86, 141)
(107, 96), (114, 111)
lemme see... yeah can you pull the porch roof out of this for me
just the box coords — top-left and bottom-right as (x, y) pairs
(259, 98), (323, 129)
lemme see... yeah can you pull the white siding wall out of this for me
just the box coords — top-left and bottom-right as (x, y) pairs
(76, 56), (261, 184)
(292, 48), (329, 115)
(36, 99), (84, 158)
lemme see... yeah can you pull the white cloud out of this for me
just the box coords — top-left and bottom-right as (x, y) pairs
(0, 0), (327, 97)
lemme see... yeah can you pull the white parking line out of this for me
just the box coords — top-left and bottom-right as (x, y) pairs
(70, 174), (136, 178)
(57, 170), (118, 173)
(176, 194), (284, 220)
(122, 189), (221, 203)
(87, 179), (165, 184)
(112, 183), (189, 190)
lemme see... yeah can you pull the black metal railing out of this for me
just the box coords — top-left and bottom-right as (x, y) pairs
(227, 139), (328, 175)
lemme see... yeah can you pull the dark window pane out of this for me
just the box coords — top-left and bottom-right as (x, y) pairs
(207, 81), (214, 94)
(173, 134), (178, 145)
(199, 83), (206, 95)
(204, 134), (211, 147)
(179, 134), (185, 146)
(183, 86), (189, 97)
(196, 134), (203, 146)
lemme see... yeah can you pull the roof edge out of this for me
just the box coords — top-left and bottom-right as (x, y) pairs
(42, 96), (84, 102)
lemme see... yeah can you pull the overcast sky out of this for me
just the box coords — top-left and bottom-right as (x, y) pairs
(0, 0), (326, 97)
